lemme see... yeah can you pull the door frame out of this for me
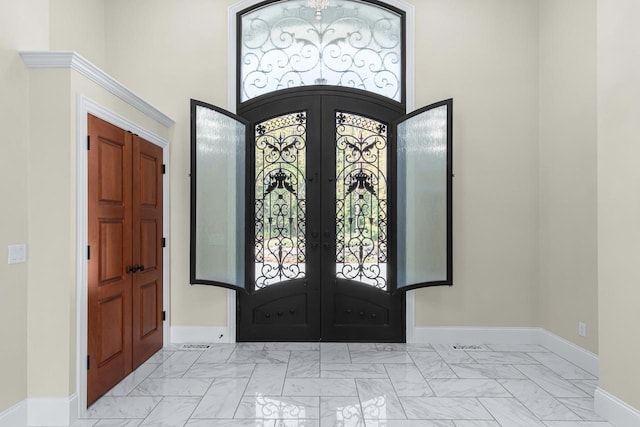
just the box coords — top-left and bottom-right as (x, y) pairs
(75, 95), (171, 415)
(226, 0), (417, 344)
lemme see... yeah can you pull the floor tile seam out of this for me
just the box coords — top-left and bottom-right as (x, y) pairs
(512, 365), (589, 398)
(557, 397), (603, 422)
(382, 361), (436, 398)
(353, 378), (374, 423)
(426, 378), (513, 399)
(134, 395), (165, 427)
(473, 396), (512, 425)
(496, 379), (583, 422)
(231, 375), (254, 419)
(527, 350), (596, 380)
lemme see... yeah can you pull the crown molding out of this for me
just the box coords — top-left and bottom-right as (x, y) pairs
(19, 51), (174, 128)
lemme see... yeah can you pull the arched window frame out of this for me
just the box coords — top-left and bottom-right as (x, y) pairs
(227, 0), (416, 113)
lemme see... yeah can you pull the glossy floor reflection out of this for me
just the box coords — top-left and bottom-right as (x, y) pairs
(73, 342), (612, 427)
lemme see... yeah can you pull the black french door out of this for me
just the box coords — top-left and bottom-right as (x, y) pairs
(236, 89), (404, 341)
(190, 90), (453, 343)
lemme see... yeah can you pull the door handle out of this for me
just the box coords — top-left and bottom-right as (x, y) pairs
(126, 264), (145, 274)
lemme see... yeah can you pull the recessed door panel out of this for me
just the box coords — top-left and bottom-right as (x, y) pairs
(139, 281), (159, 338)
(98, 140), (125, 204)
(98, 220), (124, 284)
(97, 293), (126, 365)
(140, 219), (158, 272)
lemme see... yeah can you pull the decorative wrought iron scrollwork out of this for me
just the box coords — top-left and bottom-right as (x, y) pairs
(255, 112), (307, 289)
(335, 111), (388, 289)
(240, 0), (402, 102)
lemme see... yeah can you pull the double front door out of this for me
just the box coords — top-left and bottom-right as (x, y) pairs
(237, 92), (405, 341)
(87, 115), (164, 404)
(191, 89), (453, 343)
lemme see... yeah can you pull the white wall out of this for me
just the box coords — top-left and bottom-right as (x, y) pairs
(597, 0), (640, 411)
(538, 0), (598, 353)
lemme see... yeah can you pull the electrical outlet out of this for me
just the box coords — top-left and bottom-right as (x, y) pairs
(578, 321), (586, 337)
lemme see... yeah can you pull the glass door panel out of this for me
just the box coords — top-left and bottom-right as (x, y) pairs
(254, 112), (308, 288)
(190, 100), (248, 291)
(335, 111), (389, 290)
(396, 99), (453, 291)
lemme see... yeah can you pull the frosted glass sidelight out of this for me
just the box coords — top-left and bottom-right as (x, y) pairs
(396, 101), (452, 290)
(191, 103), (247, 289)
(240, 0), (402, 103)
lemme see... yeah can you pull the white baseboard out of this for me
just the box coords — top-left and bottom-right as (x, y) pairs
(595, 387), (640, 427)
(170, 326), (231, 344)
(412, 326), (598, 376)
(27, 393), (77, 426)
(538, 328), (598, 377)
(412, 326), (540, 345)
(0, 399), (27, 427)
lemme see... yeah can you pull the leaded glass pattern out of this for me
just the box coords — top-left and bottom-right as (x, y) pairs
(335, 111), (388, 289)
(240, 0), (402, 103)
(254, 112), (307, 288)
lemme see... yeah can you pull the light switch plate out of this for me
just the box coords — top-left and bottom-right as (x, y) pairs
(8, 244), (27, 264)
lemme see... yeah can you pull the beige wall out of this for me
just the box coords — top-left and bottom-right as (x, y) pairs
(0, 0), (49, 412)
(27, 69), (73, 397)
(597, 0), (640, 410)
(413, 0), (539, 327)
(49, 0), (106, 68)
(104, 0), (237, 326)
(102, 0), (541, 330)
(5, 0), (629, 415)
(537, 0), (598, 353)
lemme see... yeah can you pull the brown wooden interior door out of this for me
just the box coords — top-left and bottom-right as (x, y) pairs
(87, 115), (133, 405)
(87, 116), (164, 405)
(131, 135), (163, 368)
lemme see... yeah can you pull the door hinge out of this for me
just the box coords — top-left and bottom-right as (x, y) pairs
(87, 355), (90, 370)
(161, 237), (166, 248)
(162, 164), (166, 174)
(162, 311), (166, 321)
(87, 245), (91, 260)
(87, 136), (90, 150)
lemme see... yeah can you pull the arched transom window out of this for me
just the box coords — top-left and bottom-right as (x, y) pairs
(239, 0), (404, 103)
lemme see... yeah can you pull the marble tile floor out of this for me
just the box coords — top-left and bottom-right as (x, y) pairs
(68, 342), (612, 427)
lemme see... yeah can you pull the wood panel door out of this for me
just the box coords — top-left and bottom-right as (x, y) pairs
(131, 135), (163, 368)
(87, 115), (163, 405)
